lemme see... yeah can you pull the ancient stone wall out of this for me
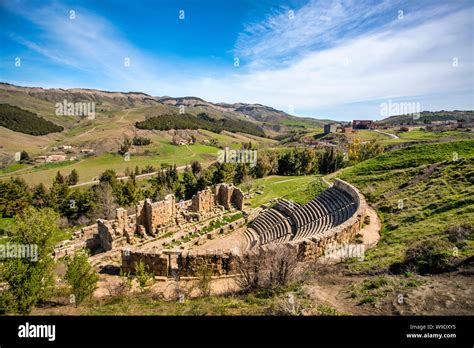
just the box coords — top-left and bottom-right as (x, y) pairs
(190, 188), (214, 214)
(122, 248), (241, 277)
(145, 194), (176, 236)
(96, 195), (177, 250)
(215, 183), (244, 210)
(290, 179), (367, 260)
(120, 179), (367, 277)
(231, 187), (244, 210)
(53, 224), (100, 259)
(55, 184), (245, 259)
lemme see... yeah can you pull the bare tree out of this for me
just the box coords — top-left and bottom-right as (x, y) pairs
(236, 245), (300, 292)
(92, 182), (118, 220)
(242, 174), (253, 195)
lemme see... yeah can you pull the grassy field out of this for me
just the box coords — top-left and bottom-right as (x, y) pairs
(346, 130), (393, 142)
(334, 140), (474, 270)
(0, 162), (30, 175)
(239, 175), (327, 208)
(0, 142), (219, 186)
(379, 129), (474, 145)
(322, 129), (474, 147)
(32, 282), (309, 316)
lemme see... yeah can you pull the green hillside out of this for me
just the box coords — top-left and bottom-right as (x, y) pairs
(0, 103), (63, 135)
(336, 140), (474, 270)
(378, 110), (474, 125)
(135, 112), (266, 137)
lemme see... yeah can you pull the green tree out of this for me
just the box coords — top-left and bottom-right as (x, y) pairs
(65, 189), (94, 223)
(278, 150), (301, 175)
(67, 169), (79, 186)
(117, 177), (140, 207)
(119, 137), (132, 155)
(317, 147), (345, 174)
(99, 169), (118, 188)
(234, 163), (250, 185)
(32, 183), (48, 208)
(0, 178), (31, 217)
(255, 153), (276, 178)
(182, 166), (197, 199)
(191, 160), (202, 175)
(48, 181), (70, 215)
(64, 250), (99, 306)
(300, 148), (317, 174)
(196, 168), (214, 191)
(54, 171), (65, 184)
(213, 162), (235, 183)
(0, 207), (61, 314)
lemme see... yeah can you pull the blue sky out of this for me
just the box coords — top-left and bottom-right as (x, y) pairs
(0, 0), (473, 121)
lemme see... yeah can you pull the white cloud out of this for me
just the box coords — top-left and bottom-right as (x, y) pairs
(3, 0), (473, 119)
(185, 5), (473, 116)
(234, 0), (397, 66)
(4, 1), (174, 94)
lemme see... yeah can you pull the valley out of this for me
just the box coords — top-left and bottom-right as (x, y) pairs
(0, 82), (473, 319)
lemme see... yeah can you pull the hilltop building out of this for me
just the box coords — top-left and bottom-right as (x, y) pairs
(352, 120), (374, 129)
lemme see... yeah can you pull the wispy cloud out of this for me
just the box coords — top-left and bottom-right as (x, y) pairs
(235, 0), (399, 67)
(188, 1), (473, 117)
(3, 1), (172, 93)
(1, 0), (473, 119)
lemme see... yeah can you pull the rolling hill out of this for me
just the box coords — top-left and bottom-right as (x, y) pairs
(377, 110), (474, 126)
(0, 82), (328, 156)
(0, 82), (327, 129)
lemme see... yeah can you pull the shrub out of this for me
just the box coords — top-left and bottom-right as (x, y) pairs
(134, 261), (154, 290)
(195, 264), (213, 297)
(132, 136), (151, 146)
(402, 239), (457, 274)
(445, 223), (473, 243)
(64, 250), (99, 306)
(272, 293), (306, 316)
(113, 270), (133, 296)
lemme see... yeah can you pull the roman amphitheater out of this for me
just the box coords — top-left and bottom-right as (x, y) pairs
(54, 179), (369, 280)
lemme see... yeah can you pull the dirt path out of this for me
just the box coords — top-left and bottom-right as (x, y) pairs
(361, 206), (381, 248)
(77, 126), (98, 137)
(374, 129), (399, 139)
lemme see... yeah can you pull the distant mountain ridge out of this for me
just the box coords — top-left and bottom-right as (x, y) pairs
(0, 82), (329, 129)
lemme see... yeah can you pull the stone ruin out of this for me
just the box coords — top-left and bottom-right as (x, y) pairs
(54, 183), (246, 256)
(215, 183), (244, 210)
(121, 179), (369, 278)
(98, 194), (177, 251)
(122, 248), (242, 277)
(189, 183), (244, 214)
(190, 188), (214, 214)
